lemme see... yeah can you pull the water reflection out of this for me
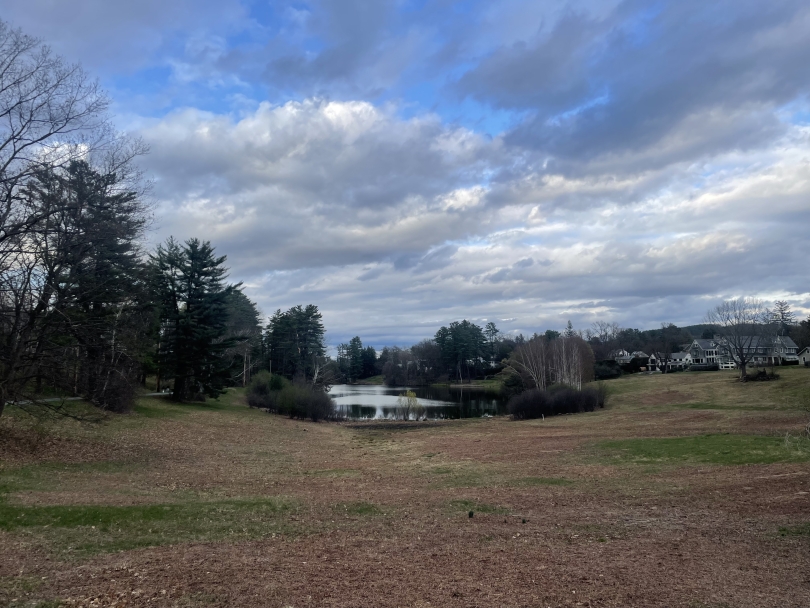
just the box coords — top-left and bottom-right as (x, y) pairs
(328, 384), (508, 419)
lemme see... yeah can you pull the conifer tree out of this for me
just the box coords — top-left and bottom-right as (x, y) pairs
(152, 238), (235, 400)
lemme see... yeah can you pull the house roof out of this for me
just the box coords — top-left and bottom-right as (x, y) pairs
(699, 335), (798, 349)
(670, 352), (691, 360)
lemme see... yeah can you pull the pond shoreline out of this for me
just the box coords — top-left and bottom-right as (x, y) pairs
(329, 383), (508, 419)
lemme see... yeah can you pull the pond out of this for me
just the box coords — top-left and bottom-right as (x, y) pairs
(328, 384), (510, 419)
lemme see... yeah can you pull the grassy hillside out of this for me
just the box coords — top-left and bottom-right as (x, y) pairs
(1, 369), (809, 606)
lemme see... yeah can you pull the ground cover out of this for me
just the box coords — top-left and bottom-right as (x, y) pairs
(1, 369), (809, 607)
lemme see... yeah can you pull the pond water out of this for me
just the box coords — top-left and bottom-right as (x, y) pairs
(328, 384), (509, 419)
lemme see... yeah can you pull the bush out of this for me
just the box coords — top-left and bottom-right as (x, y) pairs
(508, 384), (607, 420)
(247, 372), (337, 421)
(395, 390), (425, 420)
(619, 357), (648, 374)
(594, 360), (622, 380)
(745, 369), (780, 382)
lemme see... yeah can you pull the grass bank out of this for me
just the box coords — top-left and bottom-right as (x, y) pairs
(1, 368), (809, 607)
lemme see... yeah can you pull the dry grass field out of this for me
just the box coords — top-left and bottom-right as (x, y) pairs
(2, 368), (810, 607)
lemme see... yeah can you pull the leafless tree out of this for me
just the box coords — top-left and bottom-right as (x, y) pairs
(0, 21), (151, 417)
(0, 19), (111, 255)
(506, 334), (594, 391)
(705, 298), (770, 380)
(647, 323), (681, 372)
(506, 335), (549, 390)
(549, 335), (594, 390)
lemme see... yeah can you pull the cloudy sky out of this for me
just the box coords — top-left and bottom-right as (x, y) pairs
(5, 0), (809, 347)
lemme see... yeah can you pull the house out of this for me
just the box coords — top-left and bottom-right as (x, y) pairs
(688, 335), (799, 369)
(648, 351), (691, 371)
(799, 347), (810, 366)
(613, 350), (649, 366)
(667, 351), (692, 370)
(609, 349), (630, 361)
(688, 338), (732, 369)
(727, 335), (799, 366)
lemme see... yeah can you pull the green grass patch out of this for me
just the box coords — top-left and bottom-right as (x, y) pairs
(428, 467), (453, 475)
(303, 468), (360, 478)
(0, 497), (298, 555)
(511, 476), (573, 487)
(778, 523), (810, 537)
(354, 375), (385, 385)
(0, 461), (140, 498)
(596, 434), (810, 466)
(449, 499), (507, 515)
(668, 402), (771, 411)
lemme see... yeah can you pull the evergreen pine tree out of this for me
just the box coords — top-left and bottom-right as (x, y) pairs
(153, 238), (235, 400)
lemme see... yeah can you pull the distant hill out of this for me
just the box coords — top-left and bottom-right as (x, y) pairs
(682, 324), (715, 338)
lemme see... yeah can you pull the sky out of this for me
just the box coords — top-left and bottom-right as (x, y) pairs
(4, 0), (809, 348)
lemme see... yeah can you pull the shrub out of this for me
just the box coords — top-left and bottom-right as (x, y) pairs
(594, 360), (622, 380)
(246, 372), (337, 421)
(619, 357), (648, 374)
(508, 384), (607, 420)
(395, 390), (425, 420)
(745, 369), (780, 382)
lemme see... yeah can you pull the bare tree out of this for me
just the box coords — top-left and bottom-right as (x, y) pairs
(647, 323), (681, 372)
(506, 334), (594, 391)
(506, 335), (548, 390)
(0, 20), (110, 254)
(705, 298), (769, 380)
(550, 336), (593, 390)
(0, 20), (150, 416)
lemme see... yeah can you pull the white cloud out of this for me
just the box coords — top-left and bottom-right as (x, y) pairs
(132, 98), (810, 345)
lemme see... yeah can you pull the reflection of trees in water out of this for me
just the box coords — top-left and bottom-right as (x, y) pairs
(331, 385), (508, 419)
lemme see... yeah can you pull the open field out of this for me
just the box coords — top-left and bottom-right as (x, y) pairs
(1, 369), (810, 607)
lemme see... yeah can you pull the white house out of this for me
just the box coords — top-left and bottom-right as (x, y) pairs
(688, 335), (799, 369)
(649, 351), (691, 371)
(799, 347), (810, 366)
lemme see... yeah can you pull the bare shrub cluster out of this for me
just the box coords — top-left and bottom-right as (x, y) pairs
(508, 383), (608, 420)
(247, 371), (337, 422)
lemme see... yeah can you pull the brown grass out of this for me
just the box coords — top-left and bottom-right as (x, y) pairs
(1, 370), (810, 607)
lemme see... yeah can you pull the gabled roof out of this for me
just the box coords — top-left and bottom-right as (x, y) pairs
(778, 336), (799, 348)
(690, 339), (718, 349)
(706, 335), (798, 349)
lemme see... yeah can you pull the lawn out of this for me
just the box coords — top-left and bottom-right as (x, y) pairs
(1, 369), (809, 607)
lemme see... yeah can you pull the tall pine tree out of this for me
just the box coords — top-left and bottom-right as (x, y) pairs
(152, 238), (235, 401)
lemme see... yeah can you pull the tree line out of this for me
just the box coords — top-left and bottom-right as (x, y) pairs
(0, 19), (332, 417)
(4, 20), (808, 418)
